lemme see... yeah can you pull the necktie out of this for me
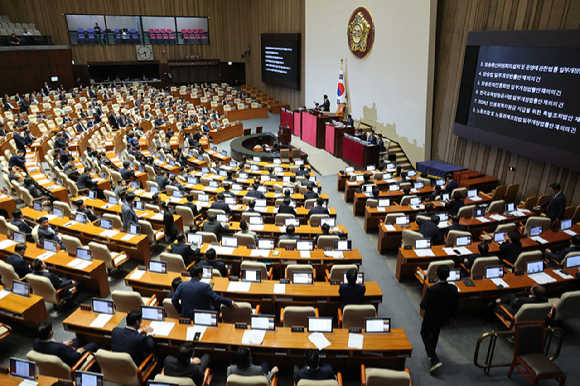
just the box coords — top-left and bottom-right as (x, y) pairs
(546, 195), (556, 211)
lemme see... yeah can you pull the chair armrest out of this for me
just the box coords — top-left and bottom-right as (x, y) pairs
(314, 308), (319, 317)
(71, 351), (95, 374)
(325, 269), (330, 282)
(137, 353), (158, 384)
(459, 263), (470, 275)
(336, 372), (343, 386)
(271, 372), (278, 386)
(337, 308), (343, 328)
(502, 259), (515, 270)
(313, 268), (316, 278)
(405, 368), (412, 386)
(254, 304), (261, 315)
(494, 305), (515, 329)
(280, 308), (285, 327)
(202, 367), (213, 386)
(267, 267), (273, 280)
(56, 282), (78, 302)
(549, 257), (562, 266)
(415, 267), (427, 285)
(146, 295), (158, 307)
(481, 192), (492, 199)
(360, 364), (367, 386)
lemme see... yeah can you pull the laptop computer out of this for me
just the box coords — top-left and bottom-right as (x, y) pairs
(9, 358), (35, 380)
(141, 305), (164, 321)
(75, 371), (105, 386)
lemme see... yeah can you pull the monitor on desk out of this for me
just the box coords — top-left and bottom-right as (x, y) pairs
(12, 281), (30, 297)
(345, 167), (355, 173)
(212, 146), (218, 152)
(292, 272), (313, 285)
(209, 181), (219, 188)
(366, 165), (375, 171)
(202, 167), (210, 174)
(225, 197), (236, 205)
(343, 272), (364, 284)
(274, 166), (284, 173)
(141, 306), (164, 322)
(255, 199), (267, 207)
(378, 199), (391, 207)
(232, 184), (242, 191)
(473, 208), (485, 218)
(285, 218), (300, 227)
(108, 196), (118, 205)
(250, 314), (276, 331)
(77, 248), (92, 261)
(187, 233), (203, 247)
(295, 160), (304, 166)
(188, 176), (197, 185)
(296, 240), (314, 251)
(75, 371), (104, 386)
(251, 165), (259, 171)
(172, 190), (183, 198)
(365, 317), (391, 333)
(355, 175), (365, 182)
(13, 231), (25, 243)
(202, 266), (213, 280)
(128, 224), (141, 236)
(253, 156), (261, 162)
(149, 261), (167, 274)
(130, 181), (140, 189)
(485, 266), (504, 279)
(414, 239), (431, 250)
(407, 170), (416, 177)
(261, 175), (271, 182)
(455, 236), (472, 247)
(56, 179), (63, 186)
(249, 216), (264, 226)
(198, 194), (209, 202)
(561, 219), (572, 231)
(389, 184), (399, 192)
(241, 269), (261, 283)
(257, 239), (275, 250)
(506, 202), (516, 212)
(44, 239), (57, 252)
(566, 254), (580, 269)
(92, 298), (114, 315)
(257, 186), (268, 193)
(437, 213), (449, 222)
(100, 219), (113, 230)
(409, 197), (421, 206)
(494, 232), (507, 243)
(282, 176), (290, 183)
(527, 261), (544, 275)
(216, 214), (229, 223)
(307, 317), (333, 333)
(239, 172), (248, 180)
(447, 268), (462, 282)
(395, 216), (409, 225)
(436, 179), (445, 186)
(9, 358), (35, 380)
(334, 240), (352, 251)
(222, 236), (238, 248)
(53, 207), (64, 218)
(75, 213), (87, 224)
(468, 189), (478, 198)
(530, 226), (543, 237)
(274, 159), (281, 165)
(363, 185), (373, 194)
(320, 217), (335, 227)
(150, 186), (159, 194)
(414, 181), (424, 190)
(89, 190), (96, 199)
(193, 310), (218, 327)
(219, 170), (228, 177)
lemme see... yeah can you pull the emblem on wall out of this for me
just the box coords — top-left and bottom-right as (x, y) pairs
(347, 7), (375, 59)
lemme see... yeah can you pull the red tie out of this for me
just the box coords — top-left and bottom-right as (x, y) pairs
(546, 195), (556, 211)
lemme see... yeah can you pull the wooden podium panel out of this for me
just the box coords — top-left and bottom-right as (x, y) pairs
(341, 135), (380, 169)
(293, 110), (302, 136)
(301, 111), (339, 149)
(325, 124), (354, 157)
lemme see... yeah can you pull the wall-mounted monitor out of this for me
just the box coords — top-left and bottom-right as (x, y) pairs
(261, 33), (301, 90)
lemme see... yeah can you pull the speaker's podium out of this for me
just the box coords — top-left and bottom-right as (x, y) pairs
(301, 110), (339, 148)
(341, 134), (380, 169)
(325, 122), (354, 158)
(278, 124), (291, 146)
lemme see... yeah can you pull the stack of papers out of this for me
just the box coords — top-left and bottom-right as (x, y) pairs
(491, 278), (509, 288)
(121, 234), (135, 241)
(278, 226), (286, 233)
(476, 217), (491, 223)
(324, 251), (344, 259)
(442, 247), (472, 256)
(17, 379), (37, 386)
(89, 314), (113, 328)
(273, 284), (286, 294)
(227, 282), (251, 292)
(150, 321), (175, 337)
(249, 225), (265, 231)
(129, 270), (146, 280)
(415, 249), (435, 257)
(255, 207), (268, 213)
(377, 207), (386, 212)
(141, 192), (154, 199)
(385, 225), (396, 232)
(308, 333), (331, 350)
(348, 333), (364, 349)
(37, 251), (56, 261)
(150, 213), (164, 221)
(67, 259), (92, 270)
(563, 229), (577, 236)
(44, 214), (58, 220)
(63, 221), (77, 227)
(300, 251), (311, 258)
(186, 326), (207, 341)
(437, 221), (449, 229)
(212, 246), (235, 255)
(529, 272), (557, 284)
(489, 214), (507, 221)
(242, 329), (266, 345)
(100, 230), (119, 238)
(0, 239), (17, 250)
(470, 196), (483, 201)
(553, 270), (575, 280)
(531, 236), (548, 244)
(250, 249), (270, 257)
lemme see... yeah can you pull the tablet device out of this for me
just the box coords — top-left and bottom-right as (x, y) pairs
(307, 317), (333, 333)
(188, 233), (203, 247)
(296, 240), (314, 251)
(128, 224), (141, 236)
(250, 314), (276, 331)
(12, 281), (30, 298)
(100, 219), (113, 230)
(409, 197), (421, 206)
(193, 310), (218, 327)
(13, 231), (25, 243)
(75, 371), (104, 386)
(378, 199), (390, 207)
(44, 239), (57, 252)
(292, 272), (313, 284)
(77, 248), (92, 261)
(108, 196), (118, 205)
(468, 189), (478, 198)
(530, 226), (543, 237)
(202, 266), (213, 280)
(285, 218), (300, 227)
(343, 272), (364, 284)
(473, 208), (485, 218)
(241, 269), (261, 283)
(447, 268), (461, 282)
(249, 216), (264, 225)
(365, 317), (391, 333)
(455, 236), (471, 247)
(565, 254), (580, 269)
(334, 240), (352, 251)
(527, 261), (544, 275)
(149, 261), (167, 274)
(485, 265), (504, 279)
(320, 217), (335, 227)
(257, 239), (275, 250)
(141, 305), (164, 321)
(366, 165), (375, 171)
(560, 219), (572, 231)
(395, 216), (409, 225)
(222, 236), (238, 248)
(75, 213), (88, 224)
(92, 298), (114, 314)
(9, 358), (35, 380)
(494, 232), (507, 243)
(52, 207), (64, 218)
(414, 239), (431, 250)
(216, 214), (229, 223)
(198, 194), (209, 202)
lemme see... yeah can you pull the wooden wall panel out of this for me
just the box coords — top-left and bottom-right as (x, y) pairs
(433, 0), (580, 206)
(0, 0), (305, 109)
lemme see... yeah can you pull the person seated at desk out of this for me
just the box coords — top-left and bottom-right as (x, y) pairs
(202, 212), (229, 240)
(538, 182), (566, 222)
(295, 164), (308, 177)
(114, 180), (127, 199)
(417, 215), (444, 246)
(443, 173), (458, 194)
(356, 174), (373, 193)
(399, 171), (411, 183)
(426, 185), (443, 202)
(161, 201), (179, 242)
(59, 147), (72, 165)
(7, 243), (32, 278)
(222, 183), (235, 197)
(8, 165), (24, 185)
(338, 268), (365, 309)
(245, 200), (259, 214)
(367, 130), (377, 145)
(111, 309), (155, 366)
(11, 209), (33, 242)
(245, 183), (265, 199)
(293, 349), (336, 383)
(462, 242), (490, 272)
(278, 225), (300, 247)
(278, 197), (297, 216)
(304, 184), (319, 200)
(200, 248), (229, 277)
(545, 234), (580, 267)
(37, 217), (65, 250)
(9, 149), (26, 171)
(119, 161), (136, 181)
(23, 129), (35, 146)
(154, 114), (166, 129)
(167, 277), (183, 300)
(499, 232), (523, 266)
(77, 170), (98, 193)
(33, 320), (99, 367)
(355, 128), (367, 142)
(168, 175), (185, 191)
(172, 264), (237, 318)
(155, 170), (170, 191)
(444, 192), (464, 216)
(31, 259), (76, 301)
(165, 342), (211, 386)
(309, 197), (330, 216)
(74, 200), (98, 222)
(183, 193), (200, 218)
(235, 220), (258, 244)
(210, 192), (232, 215)
(227, 347), (278, 385)
(171, 232), (200, 267)
(301, 173), (316, 188)
(445, 215), (466, 236)
(416, 203), (436, 219)
(494, 285), (547, 318)
(344, 114), (354, 127)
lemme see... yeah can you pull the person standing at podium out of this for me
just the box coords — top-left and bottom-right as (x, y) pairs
(321, 95), (330, 112)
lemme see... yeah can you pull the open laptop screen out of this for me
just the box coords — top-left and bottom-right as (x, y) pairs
(292, 272), (313, 284)
(75, 371), (104, 386)
(141, 306), (164, 321)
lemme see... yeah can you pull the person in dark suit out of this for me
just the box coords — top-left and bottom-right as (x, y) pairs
(183, 194), (199, 217)
(293, 349), (335, 383)
(119, 161), (136, 181)
(9, 149), (26, 171)
(356, 174), (373, 193)
(171, 233), (200, 266)
(417, 215), (444, 246)
(416, 203), (436, 220)
(164, 342), (211, 386)
(444, 192), (464, 216)
(367, 130), (377, 145)
(494, 285), (547, 318)
(245, 200), (259, 214)
(303, 185), (319, 200)
(245, 183), (266, 199)
(77, 171), (97, 193)
(274, 197), (293, 216)
(377, 133), (386, 152)
(54, 133), (68, 149)
(10, 209), (33, 242)
(499, 232), (523, 266)
(210, 192), (231, 215)
(426, 185), (443, 202)
(295, 165), (307, 177)
(23, 129), (35, 146)
(172, 264), (237, 318)
(33, 320), (99, 367)
(462, 242), (491, 271)
(37, 217), (65, 250)
(444, 215), (467, 236)
(420, 265), (458, 373)
(122, 193), (139, 231)
(13, 131), (27, 151)
(59, 147), (72, 165)
(301, 173), (316, 189)
(107, 112), (118, 129)
(443, 174), (458, 194)
(545, 234), (580, 267)
(31, 259), (75, 300)
(202, 213), (229, 240)
(308, 197), (329, 217)
(169, 175), (185, 191)
(278, 225), (301, 247)
(320, 95), (330, 112)
(75, 120), (87, 133)
(344, 114), (354, 127)
(111, 309), (155, 365)
(74, 200), (98, 222)
(227, 346), (278, 384)
(338, 269), (366, 309)
(7, 243), (32, 278)
(24, 177), (50, 203)
(161, 201), (179, 241)
(155, 171), (170, 191)
(200, 248), (228, 277)
(539, 182), (566, 222)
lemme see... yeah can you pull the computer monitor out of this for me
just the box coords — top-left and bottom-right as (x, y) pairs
(193, 310), (218, 327)
(219, 170), (227, 177)
(473, 208), (485, 218)
(363, 185), (373, 194)
(209, 181), (219, 188)
(441, 193), (450, 201)
(455, 236), (472, 247)
(494, 232), (507, 243)
(485, 266), (504, 279)
(565, 254), (580, 269)
(241, 269), (261, 283)
(257, 186), (268, 193)
(75, 213), (87, 224)
(100, 219), (113, 230)
(395, 216), (409, 225)
(216, 214), (229, 223)
(345, 167), (354, 173)
(414, 239), (431, 250)
(239, 172), (248, 179)
(188, 233), (203, 247)
(257, 239), (275, 250)
(260, 176), (270, 182)
(212, 146), (218, 152)
(128, 225), (141, 236)
(307, 317), (333, 333)
(295, 160), (304, 166)
(88, 190), (97, 199)
(407, 170), (416, 177)
(12, 281), (29, 297)
(365, 317), (391, 333)
(13, 231), (25, 243)
(366, 165), (375, 171)
(285, 218), (300, 227)
(296, 240), (314, 251)
(409, 197), (421, 206)
(561, 219), (572, 231)
(44, 239), (57, 252)
(436, 179), (445, 186)
(108, 196), (118, 205)
(253, 156), (261, 162)
(232, 184), (242, 191)
(274, 166), (283, 173)
(224, 197), (236, 205)
(202, 266), (213, 280)
(386, 163), (396, 169)
(249, 216), (264, 225)
(320, 217), (335, 227)
(198, 194), (209, 202)
(53, 207), (64, 218)
(530, 226), (543, 237)
(343, 272), (364, 284)
(141, 305), (164, 321)
(274, 159), (282, 165)
(188, 176), (197, 184)
(202, 167), (210, 174)
(506, 202), (516, 212)
(437, 213), (449, 222)
(378, 199), (390, 207)
(134, 201), (145, 210)
(334, 240), (352, 251)
(468, 189), (478, 198)
(282, 176), (291, 183)
(9, 358), (35, 380)
(172, 190), (183, 198)
(250, 314), (276, 331)
(75, 371), (104, 386)
(222, 236), (238, 248)
(447, 269), (461, 282)
(130, 181), (140, 189)
(355, 175), (365, 182)
(292, 272), (313, 284)
(150, 186), (159, 194)
(77, 248), (92, 261)
(255, 199), (267, 207)
(149, 261), (167, 274)
(221, 150), (228, 157)
(527, 261), (544, 275)
(414, 181), (424, 190)
(92, 298), (114, 314)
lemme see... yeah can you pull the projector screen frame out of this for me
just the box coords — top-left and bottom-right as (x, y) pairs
(261, 33), (301, 90)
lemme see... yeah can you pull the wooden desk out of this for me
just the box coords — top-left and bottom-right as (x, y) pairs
(0, 374), (59, 386)
(206, 221), (348, 242)
(21, 207), (152, 265)
(63, 308), (127, 346)
(225, 107), (269, 121)
(211, 123), (243, 144)
(459, 176), (499, 193)
(0, 284), (48, 327)
(341, 136), (380, 170)
(0, 195), (17, 219)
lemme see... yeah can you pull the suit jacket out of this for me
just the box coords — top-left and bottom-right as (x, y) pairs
(38, 227), (63, 248)
(32, 271), (72, 297)
(418, 221), (444, 245)
(445, 199), (464, 216)
(54, 139), (68, 149)
(7, 253), (31, 278)
(202, 221), (229, 240)
(200, 259), (228, 278)
(210, 200), (231, 215)
(25, 183), (43, 199)
(499, 240), (523, 265)
(547, 245), (580, 263)
(293, 363), (335, 383)
(420, 281), (458, 328)
(164, 356), (205, 386)
(245, 190), (265, 199)
(338, 283), (366, 309)
(170, 181), (185, 191)
(367, 135), (377, 145)
(119, 168), (136, 181)
(111, 327), (155, 365)
(227, 364), (274, 383)
(308, 206), (329, 216)
(322, 99), (330, 112)
(184, 202), (199, 216)
(32, 339), (83, 367)
(155, 176), (170, 191)
(170, 242), (199, 266)
(11, 218), (32, 238)
(541, 192), (566, 221)
(75, 122), (86, 132)
(172, 279), (232, 318)
(278, 204), (296, 216)
(9, 155), (26, 170)
(13, 132), (27, 151)
(303, 192), (319, 200)
(122, 202), (139, 230)
(77, 208), (97, 222)
(108, 114), (118, 129)
(77, 173), (96, 191)
(24, 133), (34, 145)
(444, 180), (458, 194)
(444, 223), (467, 236)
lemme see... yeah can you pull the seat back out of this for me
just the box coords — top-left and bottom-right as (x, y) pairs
(240, 261), (268, 278)
(470, 256), (500, 278)
(385, 213), (406, 224)
(457, 204), (476, 218)
(279, 239), (297, 249)
(89, 242), (114, 269)
(329, 264), (357, 281)
(61, 235), (83, 255)
(25, 274), (59, 304)
(0, 260), (19, 288)
(283, 306), (316, 327)
(446, 230), (472, 246)
(493, 223), (516, 235)
(489, 185), (507, 201)
(286, 264), (314, 279)
(103, 213), (123, 230)
(234, 233), (256, 247)
(365, 368), (410, 386)
(560, 251), (580, 269)
(513, 251), (543, 273)
(297, 380), (339, 386)
(552, 290), (580, 322)
(504, 183), (520, 203)
(422, 260), (455, 282)
(226, 375), (269, 386)
(175, 206), (195, 227)
(111, 290), (144, 313)
(163, 298), (181, 319)
(154, 374), (194, 386)
(197, 231), (218, 244)
(400, 195), (417, 206)
(139, 220), (159, 244)
(342, 304), (376, 329)
(513, 304), (552, 327)
(524, 217), (552, 235)
(317, 235), (340, 249)
(221, 302), (253, 324)
(274, 213), (294, 224)
(27, 350), (71, 379)
(160, 252), (186, 272)
(401, 230), (422, 248)
(487, 200), (505, 214)
(241, 212), (260, 222)
(309, 214), (329, 226)
(451, 187), (467, 199)
(31, 224), (40, 244)
(95, 349), (139, 386)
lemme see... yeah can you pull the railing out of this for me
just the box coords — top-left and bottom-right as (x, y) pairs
(473, 328), (564, 375)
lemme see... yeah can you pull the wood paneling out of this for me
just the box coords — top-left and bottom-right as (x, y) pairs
(432, 0), (580, 206)
(0, 0), (305, 109)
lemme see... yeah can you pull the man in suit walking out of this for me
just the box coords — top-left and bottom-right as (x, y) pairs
(164, 342), (211, 386)
(539, 182), (566, 222)
(172, 264), (237, 319)
(13, 131), (27, 151)
(111, 309), (155, 365)
(419, 265), (458, 373)
(122, 192), (139, 231)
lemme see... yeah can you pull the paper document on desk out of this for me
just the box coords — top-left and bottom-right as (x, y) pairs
(385, 179), (397, 184)
(255, 207), (268, 213)
(32, 174), (45, 180)
(37, 179), (51, 185)
(308, 333), (331, 350)
(44, 214), (57, 221)
(18, 379), (38, 386)
(121, 234), (135, 241)
(377, 207), (386, 212)
(150, 321), (175, 337)
(553, 270), (575, 280)
(531, 236), (548, 244)
(324, 251), (344, 259)
(0, 289), (10, 299)
(278, 226), (286, 233)
(186, 326), (207, 341)
(90, 314), (113, 328)
(37, 251), (56, 261)
(227, 282), (251, 292)
(63, 221), (78, 227)
(212, 246), (235, 255)
(168, 197), (182, 203)
(455, 247), (473, 255)
(200, 278), (211, 284)
(414, 249), (435, 257)
(249, 225), (264, 231)
(151, 213), (164, 221)
(140, 192), (154, 199)
(129, 269), (146, 280)
(470, 196), (483, 202)
(67, 259), (89, 269)
(385, 225), (396, 232)
(100, 230), (119, 238)
(491, 278), (509, 288)
(300, 251), (311, 258)
(0, 239), (16, 250)
(348, 333), (364, 349)
(250, 249), (270, 257)
(529, 272), (557, 284)
(489, 214), (507, 221)
(476, 217), (491, 223)
(437, 221), (449, 229)
(134, 189), (145, 195)
(410, 189), (419, 194)
(273, 284), (286, 294)
(242, 329), (266, 345)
